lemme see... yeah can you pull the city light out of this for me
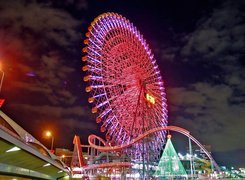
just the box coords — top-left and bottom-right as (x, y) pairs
(6, 146), (21, 153)
(45, 130), (54, 151)
(43, 163), (51, 167)
(178, 153), (184, 160)
(46, 131), (52, 137)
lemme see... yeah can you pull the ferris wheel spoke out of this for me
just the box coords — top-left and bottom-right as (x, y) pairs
(96, 93), (123, 109)
(89, 34), (104, 46)
(87, 55), (102, 64)
(91, 25), (107, 38)
(95, 109), (112, 124)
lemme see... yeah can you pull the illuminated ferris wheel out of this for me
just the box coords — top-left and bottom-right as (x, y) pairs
(82, 12), (168, 162)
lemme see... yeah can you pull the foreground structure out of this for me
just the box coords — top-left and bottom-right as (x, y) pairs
(0, 110), (69, 179)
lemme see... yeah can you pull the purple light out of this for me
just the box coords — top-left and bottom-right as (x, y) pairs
(26, 72), (36, 77)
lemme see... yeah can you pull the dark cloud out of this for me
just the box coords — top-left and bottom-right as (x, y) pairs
(8, 103), (97, 131)
(0, 0), (90, 147)
(181, 1), (244, 61)
(0, 0), (80, 46)
(9, 104), (87, 117)
(48, 0), (88, 10)
(168, 83), (245, 151)
(163, 0), (245, 156)
(0, 0), (80, 103)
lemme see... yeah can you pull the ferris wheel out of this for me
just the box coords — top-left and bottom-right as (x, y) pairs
(82, 12), (168, 162)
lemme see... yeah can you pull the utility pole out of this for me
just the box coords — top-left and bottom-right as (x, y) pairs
(0, 62), (4, 93)
(189, 137), (194, 179)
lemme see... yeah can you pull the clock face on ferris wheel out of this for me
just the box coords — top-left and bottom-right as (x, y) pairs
(82, 12), (168, 161)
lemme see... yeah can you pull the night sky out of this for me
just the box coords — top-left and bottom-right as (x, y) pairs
(0, 0), (244, 167)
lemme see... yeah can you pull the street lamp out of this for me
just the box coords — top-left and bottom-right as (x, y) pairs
(45, 130), (54, 151)
(0, 62), (5, 108)
(0, 62), (4, 93)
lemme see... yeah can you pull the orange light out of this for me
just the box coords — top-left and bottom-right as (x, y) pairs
(83, 75), (90, 82)
(82, 47), (87, 53)
(85, 86), (92, 92)
(146, 93), (155, 104)
(84, 39), (89, 45)
(92, 107), (98, 113)
(96, 117), (101, 123)
(81, 56), (87, 62)
(100, 125), (106, 132)
(46, 131), (52, 137)
(61, 155), (65, 158)
(85, 32), (90, 38)
(88, 97), (94, 103)
(88, 26), (92, 31)
(82, 65), (88, 71)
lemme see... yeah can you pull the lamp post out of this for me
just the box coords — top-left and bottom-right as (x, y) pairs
(45, 131), (54, 151)
(0, 62), (4, 93)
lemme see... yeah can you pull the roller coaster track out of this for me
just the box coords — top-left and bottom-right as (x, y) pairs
(83, 162), (132, 170)
(88, 125), (220, 172)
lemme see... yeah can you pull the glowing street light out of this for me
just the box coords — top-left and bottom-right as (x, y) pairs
(46, 131), (51, 137)
(45, 130), (54, 151)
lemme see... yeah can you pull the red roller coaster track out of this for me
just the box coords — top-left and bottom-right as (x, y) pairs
(88, 125), (220, 172)
(83, 162), (132, 170)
